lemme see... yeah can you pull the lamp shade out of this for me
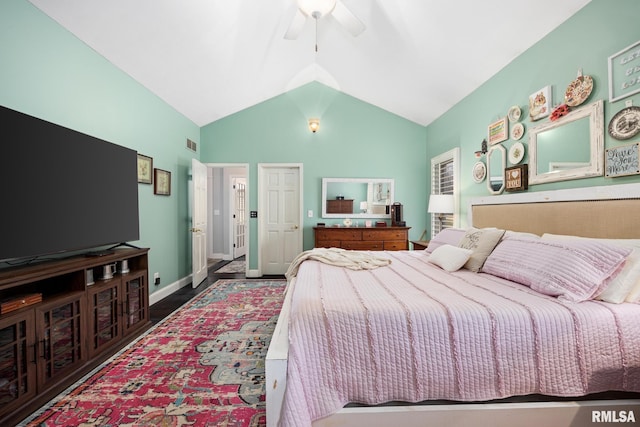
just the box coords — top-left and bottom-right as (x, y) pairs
(428, 194), (454, 214)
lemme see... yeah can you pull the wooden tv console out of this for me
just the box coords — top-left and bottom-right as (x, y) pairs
(0, 248), (150, 425)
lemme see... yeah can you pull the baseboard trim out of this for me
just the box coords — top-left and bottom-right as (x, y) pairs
(149, 274), (192, 306)
(247, 269), (261, 278)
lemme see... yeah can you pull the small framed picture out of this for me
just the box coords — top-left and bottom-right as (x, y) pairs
(488, 117), (508, 145)
(529, 86), (552, 121)
(154, 168), (171, 196)
(505, 164), (528, 192)
(137, 154), (153, 184)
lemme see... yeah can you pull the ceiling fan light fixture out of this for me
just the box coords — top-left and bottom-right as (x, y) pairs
(308, 118), (320, 133)
(297, 0), (337, 18)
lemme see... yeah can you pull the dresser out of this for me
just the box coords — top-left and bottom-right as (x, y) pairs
(314, 226), (410, 250)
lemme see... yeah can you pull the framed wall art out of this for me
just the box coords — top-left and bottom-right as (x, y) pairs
(137, 154), (153, 184)
(154, 168), (171, 196)
(608, 39), (640, 103)
(529, 86), (552, 121)
(505, 164), (528, 192)
(488, 117), (508, 145)
(605, 141), (640, 178)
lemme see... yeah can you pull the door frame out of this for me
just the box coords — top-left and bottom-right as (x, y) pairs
(205, 163), (249, 275)
(257, 163), (304, 276)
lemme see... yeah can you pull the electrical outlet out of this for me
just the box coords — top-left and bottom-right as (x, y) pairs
(154, 272), (160, 285)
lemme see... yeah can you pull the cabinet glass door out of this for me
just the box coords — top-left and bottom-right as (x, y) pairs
(37, 294), (83, 388)
(88, 282), (120, 356)
(123, 273), (147, 334)
(0, 311), (36, 413)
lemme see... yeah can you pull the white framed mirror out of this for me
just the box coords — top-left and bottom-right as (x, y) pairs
(321, 178), (394, 218)
(487, 144), (506, 195)
(529, 100), (604, 185)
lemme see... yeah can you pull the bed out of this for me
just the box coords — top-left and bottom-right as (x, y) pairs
(266, 183), (640, 427)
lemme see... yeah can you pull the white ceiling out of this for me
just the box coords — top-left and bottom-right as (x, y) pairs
(28, 0), (591, 127)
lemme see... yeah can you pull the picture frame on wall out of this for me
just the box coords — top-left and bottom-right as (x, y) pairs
(608, 39), (640, 103)
(529, 86), (552, 121)
(154, 168), (171, 196)
(137, 154), (153, 184)
(605, 142), (640, 178)
(488, 117), (508, 145)
(505, 164), (528, 192)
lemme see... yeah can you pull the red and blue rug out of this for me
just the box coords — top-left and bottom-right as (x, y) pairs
(22, 279), (286, 427)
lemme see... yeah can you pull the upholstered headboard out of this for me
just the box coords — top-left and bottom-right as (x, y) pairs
(468, 183), (640, 239)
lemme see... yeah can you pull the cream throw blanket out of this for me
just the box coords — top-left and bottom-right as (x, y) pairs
(285, 247), (391, 280)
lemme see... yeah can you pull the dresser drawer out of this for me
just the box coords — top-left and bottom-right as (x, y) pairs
(362, 229), (408, 241)
(342, 241), (384, 250)
(383, 241), (408, 250)
(316, 240), (341, 248)
(315, 229), (362, 241)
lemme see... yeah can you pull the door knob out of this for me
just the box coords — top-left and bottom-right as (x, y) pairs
(191, 228), (201, 232)
(292, 225), (299, 229)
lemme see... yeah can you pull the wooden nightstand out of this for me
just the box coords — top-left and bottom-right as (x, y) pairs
(411, 240), (430, 250)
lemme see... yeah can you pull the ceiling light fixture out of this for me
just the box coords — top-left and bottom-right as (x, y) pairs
(308, 118), (320, 133)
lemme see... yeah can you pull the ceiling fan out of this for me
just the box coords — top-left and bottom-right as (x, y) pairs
(284, 0), (365, 40)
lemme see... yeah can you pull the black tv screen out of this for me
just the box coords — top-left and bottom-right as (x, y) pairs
(0, 105), (140, 262)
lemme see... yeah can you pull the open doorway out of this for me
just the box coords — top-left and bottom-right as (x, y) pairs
(206, 164), (249, 271)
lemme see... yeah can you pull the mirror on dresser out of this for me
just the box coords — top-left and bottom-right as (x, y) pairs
(529, 100), (604, 184)
(321, 178), (394, 218)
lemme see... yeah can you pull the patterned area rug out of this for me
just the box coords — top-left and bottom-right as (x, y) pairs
(21, 279), (286, 427)
(214, 260), (246, 274)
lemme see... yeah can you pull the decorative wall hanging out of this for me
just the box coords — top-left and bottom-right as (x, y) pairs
(606, 141), (640, 177)
(472, 161), (486, 183)
(564, 70), (593, 107)
(529, 86), (552, 121)
(550, 104), (570, 121)
(154, 168), (171, 196)
(510, 122), (525, 140)
(507, 105), (522, 122)
(505, 164), (528, 192)
(608, 39), (640, 103)
(508, 142), (525, 165)
(608, 106), (640, 140)
(137, 154), (153, 184)
(488, 117), (508, 145)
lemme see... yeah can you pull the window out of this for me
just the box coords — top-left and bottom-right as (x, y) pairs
(430, 148), (460, 236)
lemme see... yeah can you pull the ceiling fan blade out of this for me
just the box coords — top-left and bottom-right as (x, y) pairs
(332, 0), (365, 37)
(284, 9), (307, 40)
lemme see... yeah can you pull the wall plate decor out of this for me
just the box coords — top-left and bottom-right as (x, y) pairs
(605, 141), (640, 177)
(505, 164), (528, 192)
(529, 86), (552, 121)
(507, 105), (522, 122)
(508, 142), (525, 165)
(608, 106), (640, 140)
(510, 122), (525, 140)
(153, 168), (171, 196)
(472, 161), (486, 183)
(564, 70), (593, 107)
(137, 154), (153, 184)
(608, 39), (640, 103)
(488, 117), (508, 145)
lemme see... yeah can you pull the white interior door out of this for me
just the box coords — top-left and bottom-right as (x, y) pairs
(232, 177), (246, 259)
(191, 159), (208, 288)
(259, 165), (302, 275)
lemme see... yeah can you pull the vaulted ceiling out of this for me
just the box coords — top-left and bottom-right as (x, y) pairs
(28, 0), (591, 127)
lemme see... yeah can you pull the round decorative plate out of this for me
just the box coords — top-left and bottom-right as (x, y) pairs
(472, 161), (486, 183)
(507, 105), (522, 122)
(564, 74), (593, 107)
(510, 122), (525, 140)
(508, 142), (525, 165)
(608, 106), (640, 140)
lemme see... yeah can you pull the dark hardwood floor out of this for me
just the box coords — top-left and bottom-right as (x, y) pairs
(149, 257), (285, 323)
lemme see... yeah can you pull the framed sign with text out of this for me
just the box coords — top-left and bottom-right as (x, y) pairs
(608, 39), (640, 103)
(606, 142), (640, 178)
(505, 164), (528, 192)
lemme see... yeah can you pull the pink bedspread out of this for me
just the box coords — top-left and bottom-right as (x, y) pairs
(279, 251), (640, 426)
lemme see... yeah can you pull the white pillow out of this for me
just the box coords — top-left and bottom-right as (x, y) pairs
(542, 233), (640, 304)
(428, 244), (473, 272)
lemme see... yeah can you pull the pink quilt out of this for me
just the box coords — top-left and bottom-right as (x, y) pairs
(279, 251), (640, 426)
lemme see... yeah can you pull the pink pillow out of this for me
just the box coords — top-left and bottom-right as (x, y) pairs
(482, 238), (631, 302)
(425, 228), (466, 253)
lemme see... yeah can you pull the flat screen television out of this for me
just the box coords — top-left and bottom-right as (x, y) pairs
(0, 105), (140, 263)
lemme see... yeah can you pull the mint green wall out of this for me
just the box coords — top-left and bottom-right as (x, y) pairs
(201, 82), (428, 267)
(425, 0), (640, 233)
(0, 0), (200, 292)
